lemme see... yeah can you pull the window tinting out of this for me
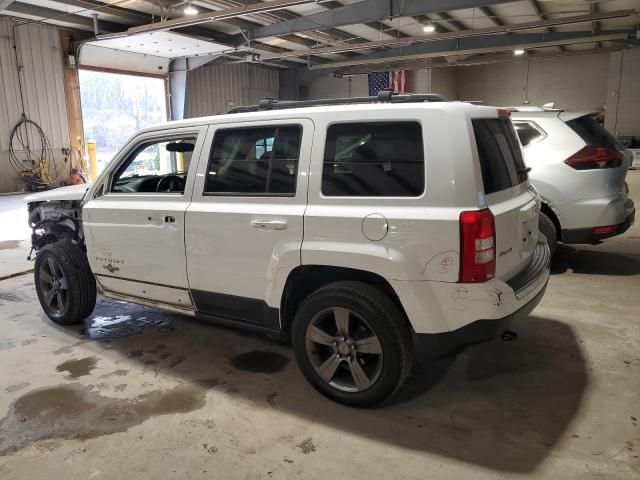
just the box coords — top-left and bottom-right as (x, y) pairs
(566, 115), (622, 150)
(205, 126), (301, 195)
(322, 122), (424, 197)
(514, 121), (545, 147)
(472, 119), (528, 195)
(111, 137), (195, 194)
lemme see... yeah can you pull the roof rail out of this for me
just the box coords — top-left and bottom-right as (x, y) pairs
(227, 90), (447, 113)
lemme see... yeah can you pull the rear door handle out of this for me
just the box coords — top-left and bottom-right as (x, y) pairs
(250, 220), (288, 230)
(164, 215), (175, 223)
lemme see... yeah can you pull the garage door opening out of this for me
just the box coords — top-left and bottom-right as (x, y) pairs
(78, 68), (167, 174)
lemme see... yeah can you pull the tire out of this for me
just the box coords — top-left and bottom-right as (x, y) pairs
(539, 212), (557, 257)
(291, 281), (413, 407)
(34, 242), (96, 325)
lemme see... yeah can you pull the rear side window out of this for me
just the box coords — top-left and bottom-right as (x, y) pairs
(322, 122), (424, 197)
(472, 118), (528, 195)
(514, 121), (546, 147)
(566, 116), (622, 150)
(205, 125), (301, 195)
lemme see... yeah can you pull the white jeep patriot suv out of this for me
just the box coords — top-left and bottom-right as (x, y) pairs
(26, 92), (550, 406)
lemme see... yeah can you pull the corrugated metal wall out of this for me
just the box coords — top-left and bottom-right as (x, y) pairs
(184, 63), (279, 118)
(0, 18), (70, 192)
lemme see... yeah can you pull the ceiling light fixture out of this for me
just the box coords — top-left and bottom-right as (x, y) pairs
(423, 22), (436, 33)
(514, 48), (526, 56)
(184, 2), (198, 15)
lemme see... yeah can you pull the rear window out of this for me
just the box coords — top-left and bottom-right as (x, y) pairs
(566, 115), (622, 150)
(472, 118), (528, 195)
(322, 122), (424, 197)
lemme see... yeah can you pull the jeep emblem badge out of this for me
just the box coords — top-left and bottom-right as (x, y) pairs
(103, 263), (120, 273)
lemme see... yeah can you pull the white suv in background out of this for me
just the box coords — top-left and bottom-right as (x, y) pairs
(26, 94), (550, 406)
(511, 108), (635, 255)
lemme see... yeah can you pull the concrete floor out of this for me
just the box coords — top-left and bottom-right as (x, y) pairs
(0, 174), (639, 480)
(0, 193), (33, 279)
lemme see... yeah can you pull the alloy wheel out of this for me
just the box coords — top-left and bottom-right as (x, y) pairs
(305, 307), (384, 392)
(38, 256), (68, 318)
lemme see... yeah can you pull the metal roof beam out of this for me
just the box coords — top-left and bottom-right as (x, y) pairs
(479, 6), (505, 27)
(3, 1), (125, 31)
(0, 0), (17, 10)
(437, 12), (469, 31)
(308, 31), (631, 70)
(36, 0), (148, 23)
(236, 0), (518, 43)
(112, 0), (335, 36)
(258, 9), (634, 60)
(338, 46), (622, 74)
(527, 0), (562, 52)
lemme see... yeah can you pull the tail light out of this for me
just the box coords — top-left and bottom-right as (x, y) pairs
(594, 224), (620, 235)
(459, 208), (496, 282)
(564, 146), (623, 170)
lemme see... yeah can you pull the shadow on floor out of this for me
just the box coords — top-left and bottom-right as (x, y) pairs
(33, 298), (589, 474)
(551, 244), (640, 276)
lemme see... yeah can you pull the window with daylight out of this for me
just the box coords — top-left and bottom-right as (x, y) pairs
(79, 69), (167, 174)
(111, 137), (196, 194)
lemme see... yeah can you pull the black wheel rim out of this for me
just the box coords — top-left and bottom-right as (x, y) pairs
(305, 307), (383, 393)
(39, 256), (68, 318)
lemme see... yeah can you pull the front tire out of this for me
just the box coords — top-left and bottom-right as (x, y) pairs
(291, 281), (413, 406)
(539, 212), (557, 257)
(34, 242), (96, 325)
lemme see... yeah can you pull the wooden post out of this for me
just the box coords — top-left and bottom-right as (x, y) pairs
(59, 31), (86, 177)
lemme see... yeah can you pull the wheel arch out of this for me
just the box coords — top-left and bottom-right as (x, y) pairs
(279, 265), (411, 339)
(540, 199), (562, 240)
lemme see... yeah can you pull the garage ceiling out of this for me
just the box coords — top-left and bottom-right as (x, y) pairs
(1, 0), (638, 72)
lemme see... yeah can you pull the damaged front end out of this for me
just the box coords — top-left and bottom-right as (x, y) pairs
(25, 184), (90, 258)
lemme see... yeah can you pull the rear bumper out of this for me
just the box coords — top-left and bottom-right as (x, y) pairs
(392, 240), (550, 335)
(562, 203), (635, 244)
(415, 282), (547, 358)
(556, 195), (634, 237)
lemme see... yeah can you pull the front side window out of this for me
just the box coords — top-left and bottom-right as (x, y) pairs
(322, 122), (424, 197)
(514, 121), (546, 147)
(205, 125), (301, 195)
(111, 137), (195, 194)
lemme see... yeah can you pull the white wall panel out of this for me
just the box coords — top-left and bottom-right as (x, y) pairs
(605, 48), (640, 138)
(456, 53), (610, 111)
(185, 63), (279, 117)
(0, 18), (69, 193)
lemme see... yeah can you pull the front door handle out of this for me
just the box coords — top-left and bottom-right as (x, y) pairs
(250, 220), (288, 230)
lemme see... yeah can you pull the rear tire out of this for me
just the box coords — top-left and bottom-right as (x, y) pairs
(34, 242), (96, 325)
(291, 281), (413, 407)
(539, 212), (557, 257)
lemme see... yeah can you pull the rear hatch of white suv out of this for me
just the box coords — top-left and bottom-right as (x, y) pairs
(560, 112), (630, 200)
(471, 113), (546, 287)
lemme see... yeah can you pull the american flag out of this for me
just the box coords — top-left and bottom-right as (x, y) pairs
(368, 70), (407, 96)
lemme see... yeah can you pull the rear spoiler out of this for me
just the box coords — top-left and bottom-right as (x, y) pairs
(558, 111), (598, 122)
